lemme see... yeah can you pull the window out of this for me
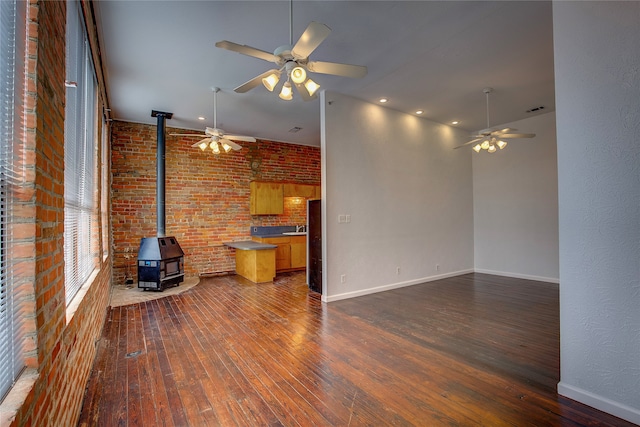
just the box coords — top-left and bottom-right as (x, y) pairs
(64, 0), (98, 305)
(0, 0), (27, 401)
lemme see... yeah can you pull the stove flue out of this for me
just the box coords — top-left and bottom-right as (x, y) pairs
(137, 110), (185, 291)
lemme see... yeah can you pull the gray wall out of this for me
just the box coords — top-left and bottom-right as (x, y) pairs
(554, 2), (640, 424)
(473, 112), (559, 282)
(320, 91), (474, 301)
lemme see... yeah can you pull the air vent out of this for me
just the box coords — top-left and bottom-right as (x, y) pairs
(288, 127), (303, 133)
(526, 106), (545, 113)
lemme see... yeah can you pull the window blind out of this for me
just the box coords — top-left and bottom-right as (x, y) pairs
(64, 0), (97, 305)
(0, 0), (27, 402)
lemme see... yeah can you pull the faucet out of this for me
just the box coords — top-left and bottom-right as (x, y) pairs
(296, 225), (306, 233)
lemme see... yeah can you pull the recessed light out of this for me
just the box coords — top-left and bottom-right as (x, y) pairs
(198, 116), (206, 121)
(451, 121), (459, 125)
(379, 98), (388, 103)
(415, 110), (424, 115)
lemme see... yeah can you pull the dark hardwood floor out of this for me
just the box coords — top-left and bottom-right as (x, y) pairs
(78, 272), (635, 426)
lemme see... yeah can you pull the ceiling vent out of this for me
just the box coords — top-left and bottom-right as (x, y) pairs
(526, 106), (545, 113)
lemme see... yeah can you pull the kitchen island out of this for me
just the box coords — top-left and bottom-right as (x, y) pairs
(224, 241), (277, 283)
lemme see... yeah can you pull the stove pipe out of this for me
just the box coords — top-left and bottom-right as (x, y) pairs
(151, 110), (173, 237)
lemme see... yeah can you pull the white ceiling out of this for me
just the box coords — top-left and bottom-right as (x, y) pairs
(93, 1), (555, 147)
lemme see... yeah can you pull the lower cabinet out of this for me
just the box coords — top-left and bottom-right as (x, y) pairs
(252, 235), (306, 272)
(274, 242), (291, 271)
(289, 236), (307, 269)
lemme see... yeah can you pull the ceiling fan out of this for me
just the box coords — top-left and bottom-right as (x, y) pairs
(170, 87), (256, 154)
(215, 0), (367, 101)
(455, 87), (535, 153)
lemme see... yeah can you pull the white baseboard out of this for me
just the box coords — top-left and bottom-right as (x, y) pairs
(473, 268), (559, 284)
(558, 382), (640, 425)
(323, 269), (473, 303)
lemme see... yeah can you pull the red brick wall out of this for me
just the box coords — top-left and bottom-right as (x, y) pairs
(111, 121), (320, 283)
(6, 1), (112, 426)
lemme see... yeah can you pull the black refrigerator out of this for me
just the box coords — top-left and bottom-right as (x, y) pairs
(307, 199), (322, 294)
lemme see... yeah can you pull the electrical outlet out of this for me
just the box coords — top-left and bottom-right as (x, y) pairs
(340, 274), (346, 283)
(396, 267), (400, 275)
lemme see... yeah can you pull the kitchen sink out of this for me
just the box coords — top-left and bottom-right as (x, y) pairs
(282, 232), (307, 236)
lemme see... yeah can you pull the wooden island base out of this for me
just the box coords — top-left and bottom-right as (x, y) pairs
(235, 248), (275, 283)
(224, 241), (277, 283)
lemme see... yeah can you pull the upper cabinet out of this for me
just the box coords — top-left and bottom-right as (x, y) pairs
(250, 181), (284, 215)
(250, 181), (320, 215)
(283, 183), (318, 199)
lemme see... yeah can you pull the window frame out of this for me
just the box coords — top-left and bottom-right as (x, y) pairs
(64, 0), (99, 307)
(0, 0), (28, 403)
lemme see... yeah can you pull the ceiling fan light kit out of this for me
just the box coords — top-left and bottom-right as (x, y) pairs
(216, 0), (367, 102)
(455, 87), (535, 153)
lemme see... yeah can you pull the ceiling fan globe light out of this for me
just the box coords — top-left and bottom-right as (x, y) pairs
(304, 78), (320, 96)
(291, 66), (307, 84)
(473, 144), (482, 153)
(481, 139), (490, 150)
(497, 140), (508, 149)
(279, 81), (293, 100)
(262, 73), (280, 92)
(222, 143), (232, 153)
(199, 142), (208, 151)
(488, 145), (497, 153)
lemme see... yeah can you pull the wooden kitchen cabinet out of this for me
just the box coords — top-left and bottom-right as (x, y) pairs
(289, 236), (307, 269)
(283, 183), (318, 199)
(252, 235), (306, 271)
(273, 240), (291, 271)
(250, 181), (283, 215)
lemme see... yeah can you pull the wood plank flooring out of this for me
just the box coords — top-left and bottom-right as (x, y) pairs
(78, 272), (635, 426)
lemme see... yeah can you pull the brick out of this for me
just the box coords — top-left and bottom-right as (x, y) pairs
(110, 121), (320, 283)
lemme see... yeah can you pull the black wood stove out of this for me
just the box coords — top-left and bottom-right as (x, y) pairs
(137, 110), (185, 291)
(137, 236), (184, 291)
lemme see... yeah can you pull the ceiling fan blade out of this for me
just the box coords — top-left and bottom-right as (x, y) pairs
(500, 133), (536, 138)
(454, 137), (484, 149)
(307, 60), (367, 78)
(493, 127), (516, 135)
(220, 138), (242, 151)
(215, 40), (278, 63)
(234, 69), (280, 93)
(291, 21), (331, 59)
(191, 138), (210, 148)
(170, 133), (206, 137)
(224, 134), (256, 143)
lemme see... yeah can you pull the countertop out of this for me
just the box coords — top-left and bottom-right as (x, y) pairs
(224, 241), (277, 251)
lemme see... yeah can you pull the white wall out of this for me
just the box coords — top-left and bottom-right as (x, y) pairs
(320, 91), (474, 301)
(473, 112), (559, 282)
(553, 2), (640, 424)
